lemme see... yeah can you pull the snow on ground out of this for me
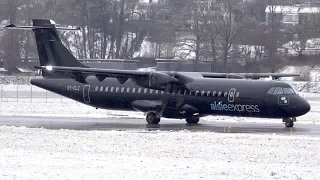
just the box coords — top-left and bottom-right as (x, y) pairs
(0, 126), (319, 180)
(0, 98), (145, 119)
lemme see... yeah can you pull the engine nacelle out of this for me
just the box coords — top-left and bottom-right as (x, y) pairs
(133, 72), (178, 89)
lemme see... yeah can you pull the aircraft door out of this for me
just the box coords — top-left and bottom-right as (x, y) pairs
(83, 85), (91, 103)
(228, 88), (236, 103)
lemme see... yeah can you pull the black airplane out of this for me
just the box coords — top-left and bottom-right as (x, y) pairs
(5, 19), (311, 127)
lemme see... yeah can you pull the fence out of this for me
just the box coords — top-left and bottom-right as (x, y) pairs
(0, 84), (73, 103)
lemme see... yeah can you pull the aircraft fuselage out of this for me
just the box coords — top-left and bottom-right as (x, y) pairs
(31, 77), (310, 120)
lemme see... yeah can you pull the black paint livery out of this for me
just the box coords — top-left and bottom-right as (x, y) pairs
(5, 19), (311, 127)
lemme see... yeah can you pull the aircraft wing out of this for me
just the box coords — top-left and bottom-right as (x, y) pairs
(35, 66), (193, 88)
(37, 66), (149, 77)
(200, 72), (301, 79)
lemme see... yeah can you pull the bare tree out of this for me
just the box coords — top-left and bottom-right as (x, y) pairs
(215, 0), (252, 72)
(264, 0), (296, 72)
(1, 0), (23, 75)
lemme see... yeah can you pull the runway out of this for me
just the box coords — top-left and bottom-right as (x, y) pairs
(0, 115), (319, 136)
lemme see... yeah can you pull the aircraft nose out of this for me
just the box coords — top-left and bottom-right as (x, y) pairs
(296, 97), (311, 116)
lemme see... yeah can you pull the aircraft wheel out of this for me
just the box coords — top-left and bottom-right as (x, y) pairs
(283, 117), (295, 128)
(146, 112), (160, 124)
(186, 116), (200, 124)
(285, 121), (294, 128)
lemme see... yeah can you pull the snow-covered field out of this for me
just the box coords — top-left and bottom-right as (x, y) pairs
(1, 84), (320, 180)
(0, 126), (319, 180)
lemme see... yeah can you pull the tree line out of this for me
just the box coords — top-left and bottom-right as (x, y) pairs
(0, 0), (320, 75)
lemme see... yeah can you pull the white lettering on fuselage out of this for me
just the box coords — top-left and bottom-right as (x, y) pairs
(67, 85), (80, 91)
(210, 88), (260, 113)
(210, 101), (260, 113)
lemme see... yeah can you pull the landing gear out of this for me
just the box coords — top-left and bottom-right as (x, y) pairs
(146, 112), (160, 124)
(285, 121), (294, 128)
(186, 116), (200, 124)
(145, 100), (168, 125)
(283, 117), (296, 128)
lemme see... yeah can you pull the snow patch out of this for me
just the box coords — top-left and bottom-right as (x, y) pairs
(0, 126), (319, 180)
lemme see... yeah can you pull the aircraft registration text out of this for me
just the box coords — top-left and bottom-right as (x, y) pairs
(67, 85), (81, 91)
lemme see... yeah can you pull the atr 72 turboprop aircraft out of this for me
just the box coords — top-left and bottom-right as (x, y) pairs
(5, 19), (310, 127)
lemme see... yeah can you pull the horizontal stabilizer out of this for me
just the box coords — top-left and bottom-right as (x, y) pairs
(5, 24), (81, 31)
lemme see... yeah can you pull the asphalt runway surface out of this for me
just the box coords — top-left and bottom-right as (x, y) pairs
(0, 115), (319, 136)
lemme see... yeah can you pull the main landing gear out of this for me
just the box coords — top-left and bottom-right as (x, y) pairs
(146, 101), (167, 125)
(186, 116), (200, 124)
(146, 112), (161, 124)
(283, 117), (296, 128)
(146, 112), (200, 125)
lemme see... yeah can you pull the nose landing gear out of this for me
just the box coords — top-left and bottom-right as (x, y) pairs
(283, 117), (296, 128)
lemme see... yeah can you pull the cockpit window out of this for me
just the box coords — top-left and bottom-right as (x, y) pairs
(283, 88), (296, 95)
(274, 87), (284, 95)
(269, 87), (296, 95)
(267, 87), (276, 95)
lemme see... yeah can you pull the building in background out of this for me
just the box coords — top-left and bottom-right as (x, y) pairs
(265, 3), (320, 25)
(0, 68), (6, 76)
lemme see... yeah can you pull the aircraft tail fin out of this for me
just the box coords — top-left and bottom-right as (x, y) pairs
(32, 19), (86, 68)
(5, 19), (86, 69)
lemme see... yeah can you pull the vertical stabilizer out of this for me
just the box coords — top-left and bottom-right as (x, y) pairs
(32, 19), (86, 68)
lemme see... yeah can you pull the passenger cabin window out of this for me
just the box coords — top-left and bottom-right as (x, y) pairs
(201, 91), (206, 96)
(195, 90), (200, 96)
(190, 90), (194, 96)
(207, 91), (211, 96)
(105, 87), (109, 92)
(212, 91), (217, 96)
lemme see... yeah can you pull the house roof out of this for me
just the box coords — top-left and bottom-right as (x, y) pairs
(265, 5), (320, 14)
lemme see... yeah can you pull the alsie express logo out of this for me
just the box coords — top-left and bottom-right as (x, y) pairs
(210, 101), (260, 113)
